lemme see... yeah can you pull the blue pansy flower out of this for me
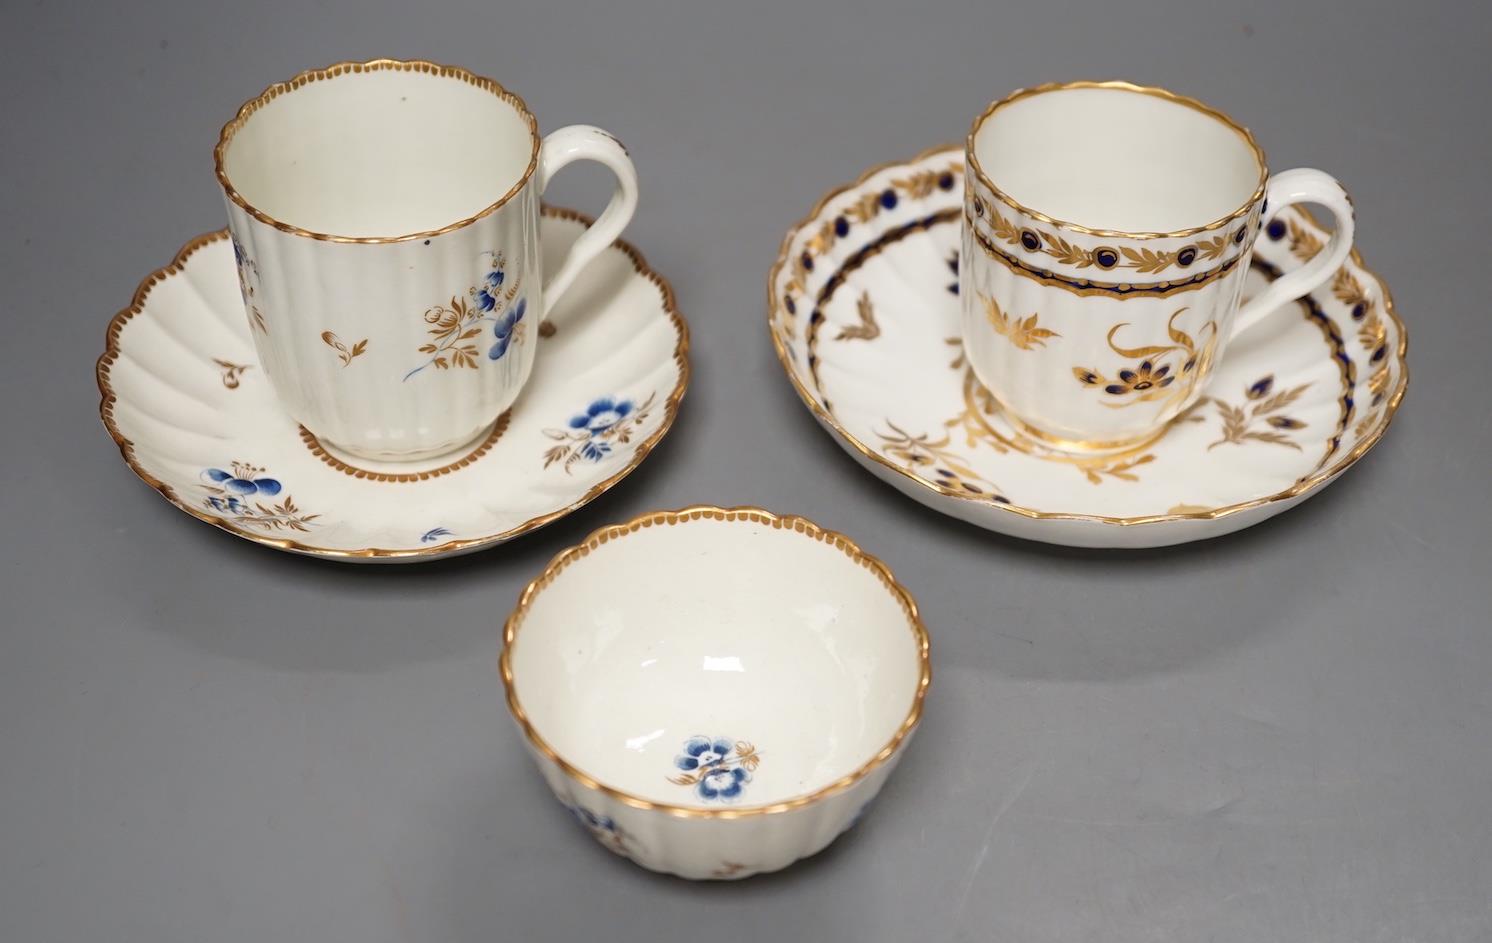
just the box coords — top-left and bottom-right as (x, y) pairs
(568, 396), (634, 435)
(488, 298), (527, 360)
(674, 736), (731, 773)
(203, 467), (281, 496)
(697, 766), (749, 801)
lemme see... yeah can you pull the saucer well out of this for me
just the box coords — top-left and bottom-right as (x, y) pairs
(769, 146), (1407, 548)
(97, 207), (689, 561)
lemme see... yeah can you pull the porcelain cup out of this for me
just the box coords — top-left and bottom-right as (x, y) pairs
(215, 58), (638, 460)
(961, 81), (1355, 452)
(500, 507), (931, 880)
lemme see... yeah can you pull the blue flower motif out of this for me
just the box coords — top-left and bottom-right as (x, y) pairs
(697, 767), (749, 801)
(488, 298), (527, 360)
(487, 268), (505, 288)
(568, 396), (634, 434)
(674, 736), (732, 772)
(204, 467), (281, 496)
(475, 288), (498, 312)
(569, 805), (615, 832)
(670, 736), (758, 802)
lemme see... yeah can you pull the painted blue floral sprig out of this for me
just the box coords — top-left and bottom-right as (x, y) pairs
(564, 803), (634, 857)
(542, 392), (656, 473)
(405, 251), (526, 380)
(199, 462), (317, 532)
(668, 737), (762, 803)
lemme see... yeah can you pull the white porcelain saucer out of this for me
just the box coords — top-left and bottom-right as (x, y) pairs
(769, 146), (1408, 548)
(98, 208), (689, 562)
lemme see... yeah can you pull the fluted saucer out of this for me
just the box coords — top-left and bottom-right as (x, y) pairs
(97, 208), (689, 561)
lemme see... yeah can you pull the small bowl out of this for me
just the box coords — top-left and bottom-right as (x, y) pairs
(500, 506), (931, 879)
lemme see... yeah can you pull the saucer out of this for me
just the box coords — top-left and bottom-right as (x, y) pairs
(98, 207), (689, 561)
(768, 146), (1407, 548)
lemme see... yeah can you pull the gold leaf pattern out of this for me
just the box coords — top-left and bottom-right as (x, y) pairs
(1120, 245), (1179, 275)
(878, 420), (1006, 499)
(847, 191), (884, 223)
(320, 330), (368, 367)
(779, 160), (963, 338)
(1081, 453), (1155, 485)
(982, 295), (1058, 350)
(1332, 266), (1371, 313)
(1286, 217), (1323, 262)
(1209, 375), (1311, 451)
(213, 358), (250, 389)
(1354, 410), (1379, 439)
(945, 336), (966, 370)
(892, 169), (943, 199)
(836, 292), (881, 341)
(1196, 233), (1230, 262)
(1357, 312), (1386, 354)
(1368, 364), (1391, 405)
(983, 204), (1248, 276)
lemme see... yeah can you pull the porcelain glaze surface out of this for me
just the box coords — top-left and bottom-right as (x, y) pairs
(768, 146), (1407, 548)
(96, 209), (688, 561)
(216, 59), (638, 460)
(501, 507), (931, 880)
(962, 82), (1356, 447)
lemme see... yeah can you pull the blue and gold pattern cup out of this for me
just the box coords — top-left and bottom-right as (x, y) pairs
(216, 59), (638, 460)
(961, 81), (1355, 452)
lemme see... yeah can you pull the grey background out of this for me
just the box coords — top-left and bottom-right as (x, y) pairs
(2, 0), (1488, 940)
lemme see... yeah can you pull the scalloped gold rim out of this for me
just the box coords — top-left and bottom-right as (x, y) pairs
(499, 505), (932, 819)
(95, 206), (691, 559)
(765, 145), (1409, 528)
(214, 58), (542, 244)
(966, 81), (1269, 240)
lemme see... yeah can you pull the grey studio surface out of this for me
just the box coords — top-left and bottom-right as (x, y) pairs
(1, 0), (1488, 940)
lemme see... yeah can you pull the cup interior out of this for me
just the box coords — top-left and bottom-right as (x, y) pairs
(971, 84), (1265, 233)
(218, 62), (538, 239)
(506, 511), (927, 810)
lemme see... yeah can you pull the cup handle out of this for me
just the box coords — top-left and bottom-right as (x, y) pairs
(536, 125), (639, 318)
(1230, 168), (1355, 339)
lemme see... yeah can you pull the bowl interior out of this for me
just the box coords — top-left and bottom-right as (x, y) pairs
(507, 512), (926, 810)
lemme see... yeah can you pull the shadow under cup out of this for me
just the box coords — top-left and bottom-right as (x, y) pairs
(215, 62), (545, 461)
(962, 83), (1271, 451)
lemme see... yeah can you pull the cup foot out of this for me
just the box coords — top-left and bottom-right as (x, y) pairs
(1005, 413), (1172, 457)
(308, 417), (507, 474)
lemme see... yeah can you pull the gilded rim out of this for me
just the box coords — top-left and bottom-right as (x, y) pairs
(965, 81), (1269, 240)
(499, 505), (933, 819)
(214, 58), (542, 244)
(95, 206), (691, 559)
(766, 146), (1409, 528)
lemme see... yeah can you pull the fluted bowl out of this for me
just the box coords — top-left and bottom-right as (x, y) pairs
(500, 506), (931, 879)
